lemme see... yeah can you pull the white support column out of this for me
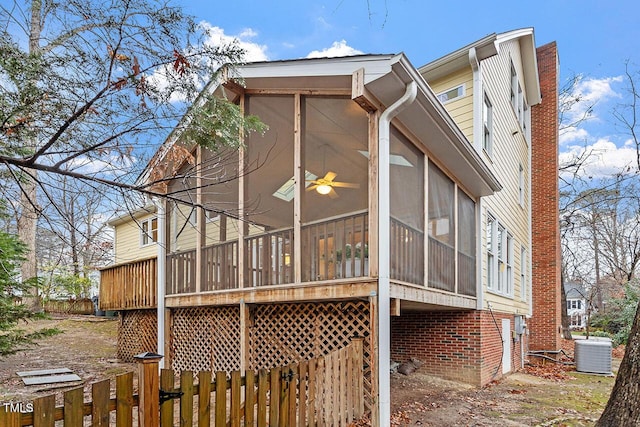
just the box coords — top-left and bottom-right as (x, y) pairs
(154, 198), (167, 368)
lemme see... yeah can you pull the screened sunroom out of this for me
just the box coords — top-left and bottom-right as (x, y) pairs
(156, 54), (500, 308)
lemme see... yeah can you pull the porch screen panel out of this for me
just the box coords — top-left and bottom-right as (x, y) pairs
(389, 127), (424, 285)
(301, 97), (368, 281)
(428, 162), (455, 292)
(457, 191), (476, 296)
(201, 147), (240, 290)
(245, 96), (295, 286)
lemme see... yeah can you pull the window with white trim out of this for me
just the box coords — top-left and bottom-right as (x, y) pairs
(518, 163), (524, 207)
(483, 93), (493, 156)
(487, 215), (496, 291)
(437, 84), (465, 104)
(140, 217), (158, 246)
(510, 61), (529, 136)
(506, 232), (513, 296)
(520, 246), (527, 302)
(486, 214), (514, 297)
(567, 300), (583, 310)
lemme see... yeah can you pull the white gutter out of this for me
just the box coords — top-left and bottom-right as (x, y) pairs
(153, 198), (167, 368)
(377, 81), (417, 426)
(469, 47), (485, 312)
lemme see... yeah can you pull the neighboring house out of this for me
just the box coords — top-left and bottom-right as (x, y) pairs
(99, 28), (560, 424)
(565, 282), (588, 330)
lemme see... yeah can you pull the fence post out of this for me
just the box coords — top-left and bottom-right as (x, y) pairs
(134, 352), (163, 427)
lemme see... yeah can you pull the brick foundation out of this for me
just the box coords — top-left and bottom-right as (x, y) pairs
(390, 310), (526, 386)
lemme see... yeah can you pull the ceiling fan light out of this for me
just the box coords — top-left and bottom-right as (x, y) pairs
(316, 184), (332, 195)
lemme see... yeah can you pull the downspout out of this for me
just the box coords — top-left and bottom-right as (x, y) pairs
(377, 81), (417, 426)
(153, 197), (167, 368)
(469, 47), (485, 312)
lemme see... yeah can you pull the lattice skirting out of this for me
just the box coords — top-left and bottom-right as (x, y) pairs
(249, 300), (372, 407)
(118, 309), (158, 362)
(170, 306), (242, 373)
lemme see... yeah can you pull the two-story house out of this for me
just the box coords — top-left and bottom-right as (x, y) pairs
(99, 28), (560, 424)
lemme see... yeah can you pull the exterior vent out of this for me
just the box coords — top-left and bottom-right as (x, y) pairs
(574, 339), (612, 375)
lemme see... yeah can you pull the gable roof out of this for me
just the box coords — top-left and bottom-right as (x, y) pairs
(141, 53), (501, 197)
(419, 28), (541, 106)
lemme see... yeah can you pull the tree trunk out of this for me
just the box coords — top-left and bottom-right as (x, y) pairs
(17, 0), (43, 312)
(17, 179), (41, 312)
(596, 301), (640, 426)
(560, 270), (572, 340)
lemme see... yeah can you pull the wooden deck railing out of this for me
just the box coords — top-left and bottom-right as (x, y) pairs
(428, 237), (456, 293)
(103, 212), (477, 304)
(390, 217), (424, 285)
(203, 240), (239, 291)
(245, 228), (293, 287)
(99, 257), (157, 310)
(301, 211), (369, 281)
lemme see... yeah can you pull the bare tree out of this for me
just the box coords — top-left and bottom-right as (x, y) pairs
(0, 0), (265, 308)
(596, 63), (640, 427)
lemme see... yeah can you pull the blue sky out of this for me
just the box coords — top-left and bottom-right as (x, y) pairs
(178, 0), (640, 178)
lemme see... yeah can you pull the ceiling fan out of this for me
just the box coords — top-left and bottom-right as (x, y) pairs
(306, 171), (359, 198)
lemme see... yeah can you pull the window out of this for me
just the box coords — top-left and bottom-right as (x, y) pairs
(518, 164), (524, 206)
(510, 61), (529, 135)
(437, 84), (465, 104)
(482, 93), (493, 156)
(506, 233), (513, 296)
(141, 217), (158, 246)
(486, 213), (514, 297)
(567, 300), (583, 310)
(497, 224), (505, 293)
(487, 215), (496, 291)
(520, 246), (527, 302)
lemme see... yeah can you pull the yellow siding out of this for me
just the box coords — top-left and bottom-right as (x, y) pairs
(113, 213), (158, 264)
(427, 67), (475, 141)
(172, 202), (198, 252)
(478, 38), (532, 315)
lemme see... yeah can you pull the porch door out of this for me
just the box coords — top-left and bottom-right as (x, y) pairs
(502, 318), (511, 373)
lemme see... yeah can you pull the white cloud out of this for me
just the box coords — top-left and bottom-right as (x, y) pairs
(560, 137), (638, 178)
(306, 40), (363, 59)
(560, 75), (623, 145)
(559, 127), (589, 145)
(199, 23), (269, 63)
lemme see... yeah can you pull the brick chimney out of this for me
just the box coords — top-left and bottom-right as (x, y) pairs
(529, 42), (562, 352)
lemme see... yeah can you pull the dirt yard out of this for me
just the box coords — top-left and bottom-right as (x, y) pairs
(0, 315), (134, 403)
(0, 316), (619, 426)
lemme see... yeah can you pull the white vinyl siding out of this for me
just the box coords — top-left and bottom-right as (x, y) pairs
(478, 38), (532, 313)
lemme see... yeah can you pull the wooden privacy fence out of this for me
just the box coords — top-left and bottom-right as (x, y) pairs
(2, 339), (365, 426)
(44, 298), (94, 315)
